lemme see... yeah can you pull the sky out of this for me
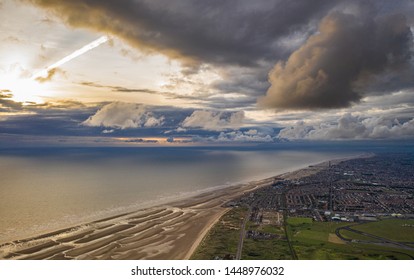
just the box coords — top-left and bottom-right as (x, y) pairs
(1, 0), (414, 146)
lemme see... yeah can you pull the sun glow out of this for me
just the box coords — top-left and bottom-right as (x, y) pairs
(2, 71), (46, 104)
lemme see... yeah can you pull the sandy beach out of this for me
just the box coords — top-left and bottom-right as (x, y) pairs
(0, 155), (367, 260)
(0, 178), (274, 260)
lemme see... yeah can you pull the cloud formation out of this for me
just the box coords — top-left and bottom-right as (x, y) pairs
(34, 68), (63, 83)
(216, 130), (274, 143)
(181, 110), (244, 131)
(0, 90), (23, 111)
(259, 10), (413, 109)
(24, 0), (337, 67)
(82, 102), (165, 129)
(188, 126), (277, 143)
(278, 114), (414, 140)
(24, 1), (414, 113)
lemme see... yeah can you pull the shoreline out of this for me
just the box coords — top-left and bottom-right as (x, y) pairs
(0, 152), (351, 245)
(0, 154), (369, 260)
(184, 208), (231, 260)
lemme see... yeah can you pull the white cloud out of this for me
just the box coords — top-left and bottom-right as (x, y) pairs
(82, 102), (164, 129)
(245, 129), (258, 135)
(278, 114), (414, 140)
(144, 116), (165, 127)
(217, 131), (274, 142)
(191, 128), (275, 143)
(181, 110), (244, 131)
(277, 121), (314, 140)
(102, 129), (114, 134)
(175, 127), (187, 132)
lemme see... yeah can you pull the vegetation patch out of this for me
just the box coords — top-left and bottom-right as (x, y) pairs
(242, 238), (292, 260)
(288, 220), (414, 260)
(287, 217), (313, 226)
(350, 219), (414, 242)
(191, 207), (247, 260)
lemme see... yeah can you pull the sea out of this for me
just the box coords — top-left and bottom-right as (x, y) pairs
(0, 142), (411, 244)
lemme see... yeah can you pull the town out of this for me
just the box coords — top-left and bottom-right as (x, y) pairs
(233, 153), (414, 223)
(193, 153), (414, 260)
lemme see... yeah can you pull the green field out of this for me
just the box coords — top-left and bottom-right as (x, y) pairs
(260, 224), (285, 235)
(350, 219), (414, 242)
(287, 218), (414, 260)
(191, 207), (247, 260)
(242, 238), (292, 260)
(339, 229), (378, 242)
(191, 209), (414, 260)
(287, 217), (313, 226)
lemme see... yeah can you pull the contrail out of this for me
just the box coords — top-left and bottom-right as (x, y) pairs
(32, 35), (109, 80)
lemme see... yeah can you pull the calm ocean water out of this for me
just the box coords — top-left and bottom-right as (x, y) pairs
(0, 145), (362, 243)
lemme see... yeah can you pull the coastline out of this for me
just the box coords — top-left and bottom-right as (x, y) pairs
(0, 154), (368, 260)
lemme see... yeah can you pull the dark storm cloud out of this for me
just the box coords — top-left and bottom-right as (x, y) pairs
(0, 106), (94, 136)
(24, 0), (414, 112)
(24, 0), (338, 67)
(211, 66), (271, 97)
(259, 9), (413, 109)
(0, 92), (100, 136)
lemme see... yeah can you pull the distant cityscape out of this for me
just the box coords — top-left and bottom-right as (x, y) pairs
(232, 153), (414, 222)
(195, 153), (414, 260)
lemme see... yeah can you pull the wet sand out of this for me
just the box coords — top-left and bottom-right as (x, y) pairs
(0, 155), (367, 260)
(0, 179), (272, 260)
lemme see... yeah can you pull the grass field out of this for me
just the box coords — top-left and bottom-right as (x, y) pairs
(242, 238), (292, 260)
(350, 219), (414, 242)
(339, 229), (378, 242)
(191, 209), (414, 260)
(191, 207), (247, 260)
(287, 218), (414, 260)
(260, 224), (285, 235)
(287, 217), (313, 226)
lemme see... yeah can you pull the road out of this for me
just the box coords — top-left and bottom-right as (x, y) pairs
(235, 208), (251, 260)
(336, 223), (414, 253)
(281, 191), (298, 260)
